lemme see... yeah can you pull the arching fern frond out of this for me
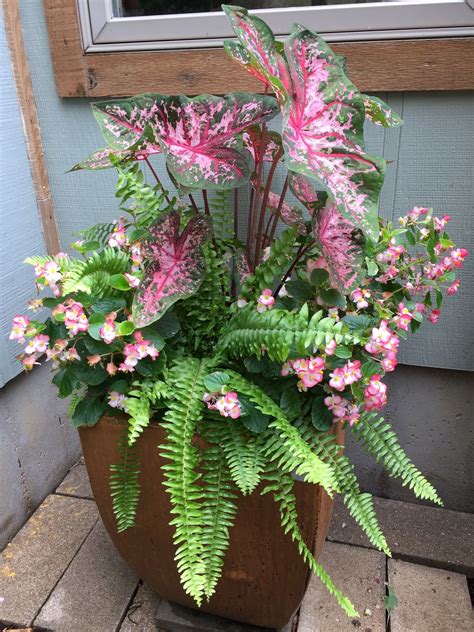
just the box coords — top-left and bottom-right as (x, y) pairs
(124, 394), (150, 446)
(218, 305), (350, 363)
(110, 428), (141, 532)
(225, 371), (337, 496)
(240, 226), (298, 299)
(353, 413), (442, 505)
(262, 468), (358, 618)
(77, 221), (116, 247)
(61, 247), (130, 296)
(295, 420), (390, 555)
(218, 419), (266, 495)
(159, 357), (213, 605)
(209, 189), (233, 241)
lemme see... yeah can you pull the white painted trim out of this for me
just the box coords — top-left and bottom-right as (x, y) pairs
(77, 0), (474, 52)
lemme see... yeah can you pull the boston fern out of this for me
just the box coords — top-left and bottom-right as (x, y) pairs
(10, 5), (469, 619)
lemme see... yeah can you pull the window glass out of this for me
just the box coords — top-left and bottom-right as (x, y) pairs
(114, 0), (381, 17)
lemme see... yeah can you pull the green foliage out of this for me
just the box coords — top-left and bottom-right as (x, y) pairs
(209, 189), (233, 241)
(110, 429), (141, 532)
(218, 419), (265, 495)
(218, 305), (350, 363)
(225, 371), (337, 495)
(159, 357), (213, 605)
(295, 419), (390, 555)
(353, 413), (442, 505)
(262, 468), (358, 618)
(124, 393), (151, 446)
(115, 162), (174, 228)
(177, 243), (229, 355)
(61, 248), (130, 297)
(240, 227), (298, 298)
(77, 222), (116, 247)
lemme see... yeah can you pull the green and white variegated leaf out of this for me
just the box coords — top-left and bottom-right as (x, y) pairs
(70, 147), (137, 171)
(363, 95), (403, 128)
(281, 26), (385, 241)
(288, 171), (328, 215)
(144, 93), (278, 190)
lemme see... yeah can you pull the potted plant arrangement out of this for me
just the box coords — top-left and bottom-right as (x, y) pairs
(10, 5), (469, 628)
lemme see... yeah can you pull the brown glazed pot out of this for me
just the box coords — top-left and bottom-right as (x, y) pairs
(79, 416), (342, 629)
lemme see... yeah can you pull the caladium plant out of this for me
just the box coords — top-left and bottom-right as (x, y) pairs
(12, 4), (469, 624)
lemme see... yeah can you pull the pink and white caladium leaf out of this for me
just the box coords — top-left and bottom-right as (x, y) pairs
(92, 94), (162, 154)
(144, 93), (278, 190)
(363, 96), (403, 128)
(288, 171), (328, 215)
(281, 26), (386, 241)
(222, 5), (289, 103)
(132, 211), (211, 327)
(265, 191), (307, 235)
(70, 145), (158, 171)
(314, 203), (365, 293)
(241, 125), (283, 164)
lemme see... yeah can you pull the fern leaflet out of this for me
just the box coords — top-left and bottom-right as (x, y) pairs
(61, 247), (130, 297)
(110, 429), (141, 532)
(124, 394), (151, 446)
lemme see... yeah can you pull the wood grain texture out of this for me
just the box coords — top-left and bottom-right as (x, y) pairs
(44, 0), (474, 97)
(3, 0), (59, 254)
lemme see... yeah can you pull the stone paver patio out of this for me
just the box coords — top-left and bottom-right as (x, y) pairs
(1, 460), (472, 632)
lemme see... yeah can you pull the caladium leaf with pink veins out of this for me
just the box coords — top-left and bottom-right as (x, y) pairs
(132, 211), (211, 327)
(288, 172), (328, 215)
(144, 93), (278, 190)
(363, 96), (403, 128)
(70, 145), (158, 171)
(314, 204), (365, 293)
(222, 5), (289, 103)
(281, 26), (386, 241)
(241, 125), (283, 164)
(265, 192), (307, 235)
(92, 94), (162, 155)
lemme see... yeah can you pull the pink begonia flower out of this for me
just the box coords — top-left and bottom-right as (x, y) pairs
(328, 307), (339, 321)
(393, 303), (413, 332)
(106, 362), (118, 376)
(45, 339), (68, 363)
(398, 215), (408, 227)
(344, 403), (361, 427)
(204, 391), (241, 419)
(22, 354), (41, 371)
(325, 339), (337, 356)
(65, 347), (81, 362)
(87, 354), (101, 366)
(130, 243), (144, 271)
(99, 319), (117, 344)
(262, 246), (271, 262)
(364, 375), (388, 411)
(43, 261), (62, 284)
(351, 288), (371, 309)
(118, 362), (134, 373)
(28, 298), (43, 312)
(257, 288), (275, 313)
(324, 394), (349, 419)
(282, 356), (325, 392)
(124, 273), (140, 288)
(433, 214), (451, 232)
(64, 301), (88, 336)
(381, 352), (398, 372)
(450, 248), (468, 268)
(415, 303), (426, 314)
(329, 368), (346, 392)
(428, 309), (441, 324)
(108, 391), (126, 409)
(237, 298), (248, 308)
(122, 343), (139, 368)
(447, 279), (460, 295)
(108, 219), (128, 248)
(9, 315), (31, 343)
(376, 243), (404, 265)
(408, 206), (429, 221)
(419, 228), (430, 240)
(24, 334), (49, 355)
(342, 360), (362, 385)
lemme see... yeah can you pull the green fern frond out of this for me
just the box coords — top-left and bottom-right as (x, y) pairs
(200, 419), (238, 598)
(217, 420), (265, 495)
(218, 305), (350, 363)
(110, 429), (141, 532)
(159, 357), (213, 605)
(262, 468), (358, 618)
(225, 371), (337, 496)
(241, 227), (298, 299)
(124, 395), (150, 446)
(209, 189), (233, 241)
(77, 222), (116, 247)
(61, 247), (130, 296)
(295, 420), (390, 555)
(353, 413), (442, 505)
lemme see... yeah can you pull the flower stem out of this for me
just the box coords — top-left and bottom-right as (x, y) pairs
(144, 157), (171, 205)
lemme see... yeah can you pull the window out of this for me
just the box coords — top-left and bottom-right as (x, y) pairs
(44, 0), (474, 96)
(79, 0), (474, 51)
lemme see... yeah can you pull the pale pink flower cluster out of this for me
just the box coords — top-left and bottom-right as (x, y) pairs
(118, 331), (159, 373)
(108, 391), (126, 409)
(351, 288), (371, 309)
(24, 334), (49, 355)
(34, 256), (68, 296)
(281, 356), (325, 392)
(427, 309), (440, 324)
(447, 279), (460, 295)
(28, 298), (43, 312)
(130, 243), (144, 272)
(433, 214), (451, 232)
(203, 391), (241, 419)
(408, 206), (429, 221)
(364, 375), (388, 411)
(108, 218), (128, 248)
(324, 394), (361, 426)
(393, 303), (413, 332)
(424, 248), (468, 281)
(257, 288), (275, 313)
(328, 360), (362, 392)
(52, 300), (89, 336)
(9, 315), (31, 343)
(45, 339), (80, 367)
(376, 242), (405, 265)
(124, 272), (140, 288)
(365, 320), (399, 372)
(99, 317), (117, 344)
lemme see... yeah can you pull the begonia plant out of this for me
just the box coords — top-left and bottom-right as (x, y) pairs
(10, 5), (469, 618)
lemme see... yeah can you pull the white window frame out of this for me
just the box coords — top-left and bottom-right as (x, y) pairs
(78, 0), (474, 52)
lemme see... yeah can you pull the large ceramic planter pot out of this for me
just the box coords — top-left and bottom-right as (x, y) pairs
(79, 416), (342, 629)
